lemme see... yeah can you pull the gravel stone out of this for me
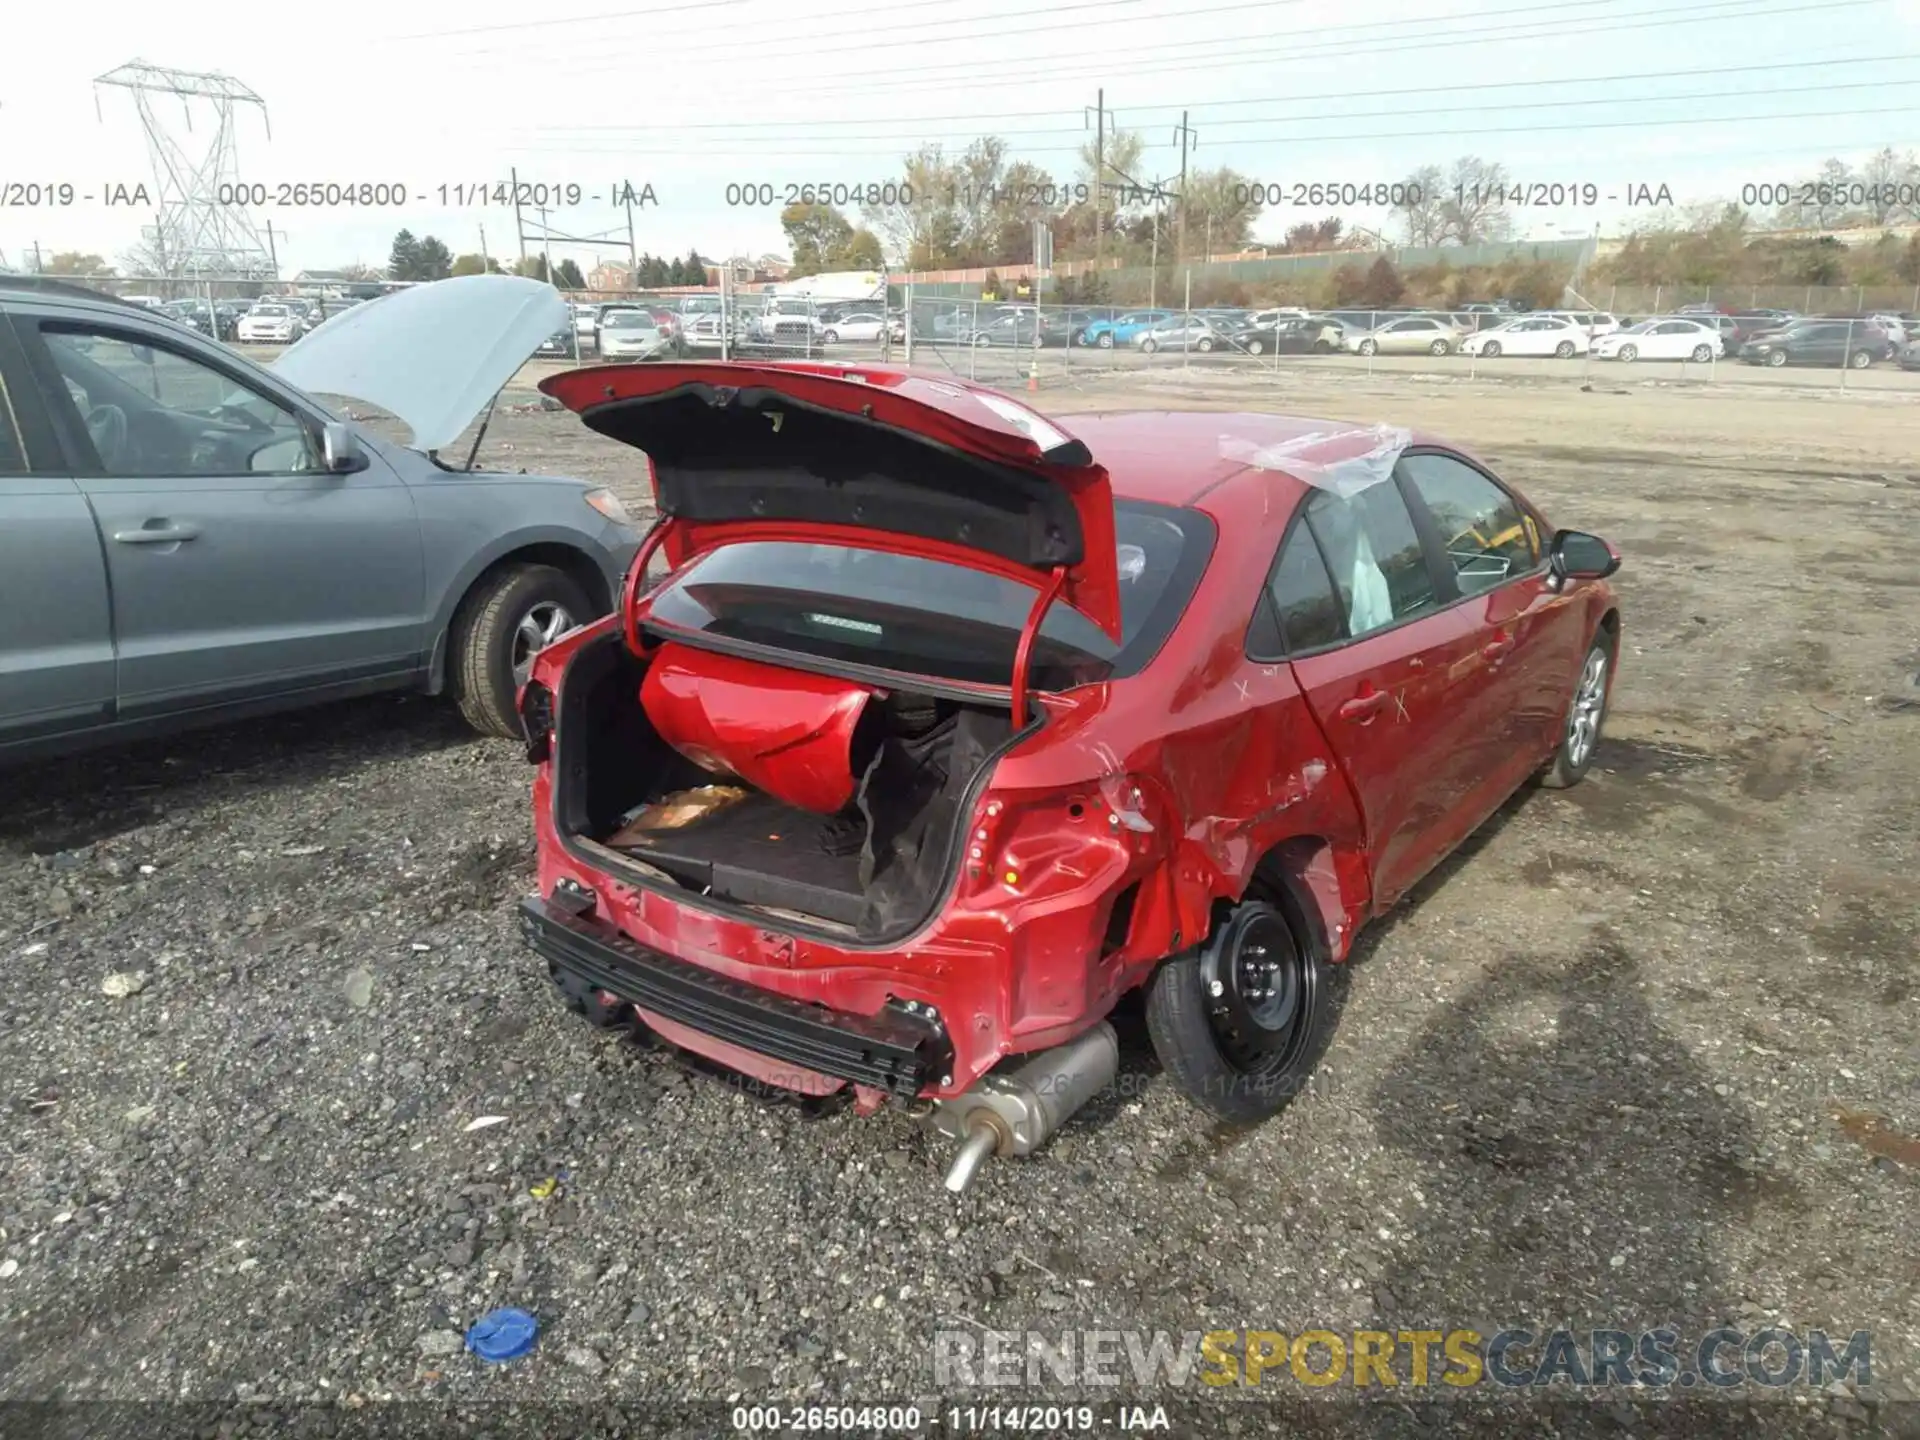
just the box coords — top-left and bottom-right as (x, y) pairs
(0, 392), (1913, 1435)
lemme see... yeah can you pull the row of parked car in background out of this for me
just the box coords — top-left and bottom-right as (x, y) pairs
(913, 300), (1920, 370)
(181, 287), (1920, 374)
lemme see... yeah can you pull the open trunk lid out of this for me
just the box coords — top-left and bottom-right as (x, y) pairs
(537, 361), (1123, 641)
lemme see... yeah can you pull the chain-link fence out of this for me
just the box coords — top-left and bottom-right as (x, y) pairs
(879, 288), (1920, 395)
(15, 268), (1916, 395)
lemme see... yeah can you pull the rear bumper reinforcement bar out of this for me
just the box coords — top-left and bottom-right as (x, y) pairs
(519, 896), (951, 1096)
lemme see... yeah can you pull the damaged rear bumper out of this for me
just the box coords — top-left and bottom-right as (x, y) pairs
(519, 895), (954, 1096)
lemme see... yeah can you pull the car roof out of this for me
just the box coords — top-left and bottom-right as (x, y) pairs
(1070, 410), (1455, 508)
(0, 276), (158, 316)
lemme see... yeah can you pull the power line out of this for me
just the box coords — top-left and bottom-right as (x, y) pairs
(513, 73), (1915, 146)
(540, 0), (1316, 76)
(444, 0), (1603, 74)
(496, 103), (1920, 159)
(625, 0), (1887, 101)
(503, 51), (1920, 135)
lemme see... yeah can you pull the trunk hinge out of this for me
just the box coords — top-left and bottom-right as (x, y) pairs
(621, 514), (678, 658)
(1010, 564), (1068, 731)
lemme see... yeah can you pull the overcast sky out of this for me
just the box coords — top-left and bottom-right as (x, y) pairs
(2, 0), (1918, 275)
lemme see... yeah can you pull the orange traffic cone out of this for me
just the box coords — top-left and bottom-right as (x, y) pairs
(1027, 355), (1039, 392)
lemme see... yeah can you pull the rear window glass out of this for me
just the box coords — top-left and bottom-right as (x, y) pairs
(645, 500), (1215, 690)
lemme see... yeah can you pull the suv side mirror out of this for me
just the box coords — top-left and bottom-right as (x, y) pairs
(1549, 529), (1621, 582)
(320, 420), (368, 474)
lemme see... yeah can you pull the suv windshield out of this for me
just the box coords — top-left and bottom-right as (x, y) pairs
(645, 501), (1215, 691)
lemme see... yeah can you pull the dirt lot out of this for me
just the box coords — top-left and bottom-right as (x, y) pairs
(2, 366), (1916, 1437)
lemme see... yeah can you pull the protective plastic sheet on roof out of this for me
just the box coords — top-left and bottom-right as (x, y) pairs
(1218, 423), (1413, 498)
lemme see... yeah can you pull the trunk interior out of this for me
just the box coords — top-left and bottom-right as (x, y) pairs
(553, 631), (1014, 939)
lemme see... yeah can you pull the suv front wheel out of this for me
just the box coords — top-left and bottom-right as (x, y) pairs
(448, 563), (593, 738)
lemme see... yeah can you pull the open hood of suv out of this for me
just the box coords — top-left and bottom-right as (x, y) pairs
(274, 275), (566, 452)
(538, 361), (1123, 640)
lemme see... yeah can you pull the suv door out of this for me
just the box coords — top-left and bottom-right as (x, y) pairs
(1262, 479), (1488, 908)
(0, 314), (116, 750)
(1396, 450), (1586, 813)
(15, 308), (426, 721)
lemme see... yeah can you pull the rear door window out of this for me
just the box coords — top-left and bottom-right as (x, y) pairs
(1300, 482), (1437, 639)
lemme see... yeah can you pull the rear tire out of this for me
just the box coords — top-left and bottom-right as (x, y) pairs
(1539, 631), (1616, 790)
(1553, 340), (1576, 358)
(1690, 343), (1713, 363)
(1145, 901), (1339, 1124)
(1848, 348), (1872, 369)
(1430, 338), (1451, 355)
(1140, 337), (1158, 354)
(1246, 338), (1266, 355)
(448, 563), (593, 740)
(1196, 336), (1214, 352)
(1357, 339), (1377, 356)
(1098, 332), (1115, 349)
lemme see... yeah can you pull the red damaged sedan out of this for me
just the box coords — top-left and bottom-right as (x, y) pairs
(517, 362), (1621, 1190)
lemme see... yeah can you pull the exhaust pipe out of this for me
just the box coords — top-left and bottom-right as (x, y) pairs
(926, 1022), (1119, 1193)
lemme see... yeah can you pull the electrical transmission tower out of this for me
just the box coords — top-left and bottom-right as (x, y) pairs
(94, 60), (278, 280)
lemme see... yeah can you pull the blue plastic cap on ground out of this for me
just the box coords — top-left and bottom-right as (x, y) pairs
(466, 1306), (540, 1362)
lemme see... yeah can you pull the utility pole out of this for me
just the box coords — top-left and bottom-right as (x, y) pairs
(32, 240), (44, 273)
(264, 220), (279, 277)
(1084, 89), (1111, 272)
(1172, 111), (1197, 271)
(511, 165), (527, 269)
(624, 189), (638, 275)
(537, 202), (555, 286)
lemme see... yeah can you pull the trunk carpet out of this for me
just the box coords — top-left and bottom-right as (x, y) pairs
(609, 793), (867, 924)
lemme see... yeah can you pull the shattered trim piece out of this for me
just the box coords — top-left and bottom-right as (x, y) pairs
(1219, 424), (1412, 497)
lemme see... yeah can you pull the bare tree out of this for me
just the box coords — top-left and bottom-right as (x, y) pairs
(1393, 164), (1447, 247)
(1857, 146), (1920, 224)
(1439, 156), (1514, 245)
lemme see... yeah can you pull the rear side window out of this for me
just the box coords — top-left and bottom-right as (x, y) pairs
(645, 500), (1214, 691)
(1398, 453), (1537, 595)
(1267, 525), (1345, 652)
(1301, 483), (1436, 639)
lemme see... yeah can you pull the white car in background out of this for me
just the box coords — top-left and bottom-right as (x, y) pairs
(1589, 317), (1724, 363)
(1459, 316), (1588, 359)
(1532, 310), (1621, 339)
(596, 308), (677, 361)
(819, 311), (887, 343)
(236, 303), (302, 344)
(571, 304), (599, 349)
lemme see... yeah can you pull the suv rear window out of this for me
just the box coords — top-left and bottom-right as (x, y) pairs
(645, 500), (1215, 690)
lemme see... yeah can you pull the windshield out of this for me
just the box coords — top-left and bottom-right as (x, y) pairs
(252, 306), (288, 318)
(1617, 322), (1655, 335)
(603, 312), (651, 330)
(645, 501), (1215, 691)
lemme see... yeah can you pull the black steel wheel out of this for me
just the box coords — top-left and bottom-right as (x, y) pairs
(1145, 901), (1338, 1123)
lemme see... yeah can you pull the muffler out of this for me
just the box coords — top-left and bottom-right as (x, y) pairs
(925, 1022), (1119, 1193)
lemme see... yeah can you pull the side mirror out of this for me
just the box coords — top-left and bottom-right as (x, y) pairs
(320, 421), (368, 474)
(1549, 529), (1621, 582)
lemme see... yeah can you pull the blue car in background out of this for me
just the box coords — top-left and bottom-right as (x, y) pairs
(1076, 309), (1173, 349)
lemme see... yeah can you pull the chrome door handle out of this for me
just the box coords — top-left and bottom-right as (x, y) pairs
(113, 523), (201, 544)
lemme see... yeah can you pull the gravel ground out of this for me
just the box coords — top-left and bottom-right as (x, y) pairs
(2, 369), (1915, 1439)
